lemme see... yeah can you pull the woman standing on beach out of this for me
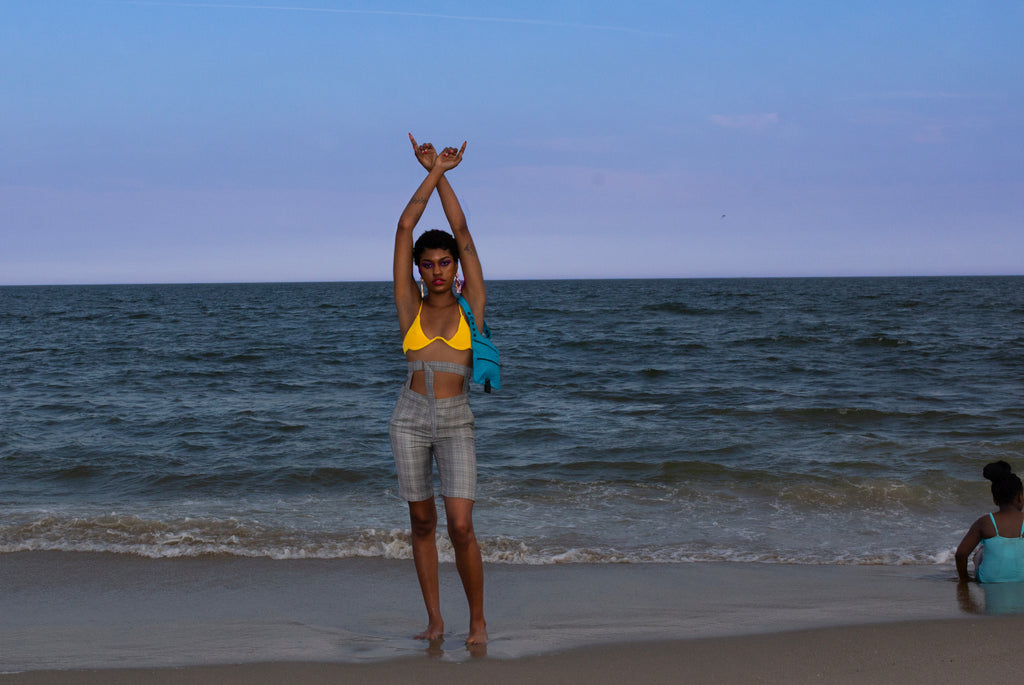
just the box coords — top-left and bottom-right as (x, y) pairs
(955, 461), (1024, 583)
(389, 134), (487, 646)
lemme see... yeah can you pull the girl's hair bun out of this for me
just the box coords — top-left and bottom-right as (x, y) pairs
(984, 460), (1014, 482)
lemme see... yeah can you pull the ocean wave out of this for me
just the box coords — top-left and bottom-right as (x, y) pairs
(0, 514), (412, 560)
(483, 461), (973, 506)
(0, 513), (959, 567)
(855, 334), (912, 348)
(639, 302), (719, 316)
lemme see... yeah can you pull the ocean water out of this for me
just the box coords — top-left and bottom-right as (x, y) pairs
(2, 277), (1022, 567)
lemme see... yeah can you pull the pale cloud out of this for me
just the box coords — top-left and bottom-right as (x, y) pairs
(709, 113), (780, 132)
(910, 123), (951, 144)
(849, 90), (983, 101)
(513, 137), (616, 154)
(850, 109), (956, 144)
(112, 1), (656, 34)
(476, 164), (683, 204)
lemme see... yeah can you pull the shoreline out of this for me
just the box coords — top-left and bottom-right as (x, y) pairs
(1, 550), (997, 673)
(4, 616), (1024, 684)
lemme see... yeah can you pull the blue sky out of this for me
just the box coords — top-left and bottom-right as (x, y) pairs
(2, 1), (1022, 284)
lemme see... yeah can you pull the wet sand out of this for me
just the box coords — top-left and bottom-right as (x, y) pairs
(5, 617), (1023, 684)
(0, 551), (1010, 682)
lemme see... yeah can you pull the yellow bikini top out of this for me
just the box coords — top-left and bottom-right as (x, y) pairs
(402, 302), (472, 353)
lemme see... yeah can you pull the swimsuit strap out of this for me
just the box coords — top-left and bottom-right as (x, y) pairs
(986, 512), (1024, 538)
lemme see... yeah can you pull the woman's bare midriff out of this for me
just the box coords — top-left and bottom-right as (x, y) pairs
(407, 369), (468, 398)
(405, 342), (473, 398)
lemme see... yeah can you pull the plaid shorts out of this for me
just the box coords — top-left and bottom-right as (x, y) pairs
(389, 361), (477, 502)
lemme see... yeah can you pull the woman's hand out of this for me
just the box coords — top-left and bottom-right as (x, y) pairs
(435, 142), (467, 172)
(408, 133), (437, 171)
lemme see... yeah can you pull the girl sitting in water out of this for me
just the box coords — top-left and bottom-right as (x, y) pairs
(956, 461), (1024, 583)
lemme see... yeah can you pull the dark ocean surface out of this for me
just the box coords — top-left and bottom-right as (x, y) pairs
(2, 277), (1023, 566)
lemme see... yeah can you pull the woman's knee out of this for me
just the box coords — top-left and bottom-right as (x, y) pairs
(446, 515), (476, 547)
(409, 502), (438, 537)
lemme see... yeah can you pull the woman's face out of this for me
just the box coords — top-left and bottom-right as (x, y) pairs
(417, 248), (458, 294)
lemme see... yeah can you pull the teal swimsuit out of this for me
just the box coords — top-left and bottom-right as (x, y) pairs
(977, 513), (1024, 583)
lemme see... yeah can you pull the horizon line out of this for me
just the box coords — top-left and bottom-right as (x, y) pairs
(3, 273), (1021, 288)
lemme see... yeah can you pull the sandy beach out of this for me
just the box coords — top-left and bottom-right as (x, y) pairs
(4, 617), (1023, 684)
(2, 551), (1015, 682)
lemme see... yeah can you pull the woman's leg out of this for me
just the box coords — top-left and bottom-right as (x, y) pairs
(409, 498), (444, 639)
(444, 496), (487, 645)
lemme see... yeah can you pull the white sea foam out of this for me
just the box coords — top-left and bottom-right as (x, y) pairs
(0, 512), (961, 567)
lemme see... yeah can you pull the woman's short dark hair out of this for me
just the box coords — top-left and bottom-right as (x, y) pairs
(984, 460), (1023, 506)
(413, 230), (459, 264)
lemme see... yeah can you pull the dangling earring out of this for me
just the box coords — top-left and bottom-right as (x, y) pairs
(419, 278), (427, 299)
(454, 273), (464, 295)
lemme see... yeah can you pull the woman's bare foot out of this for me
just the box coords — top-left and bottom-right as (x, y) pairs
(465, 619), (488, 646)
(415, 618), (444, 641)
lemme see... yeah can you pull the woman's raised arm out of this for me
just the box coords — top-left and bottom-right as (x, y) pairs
(395, 134), (445, 325)
(435, 143), (486, 323)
